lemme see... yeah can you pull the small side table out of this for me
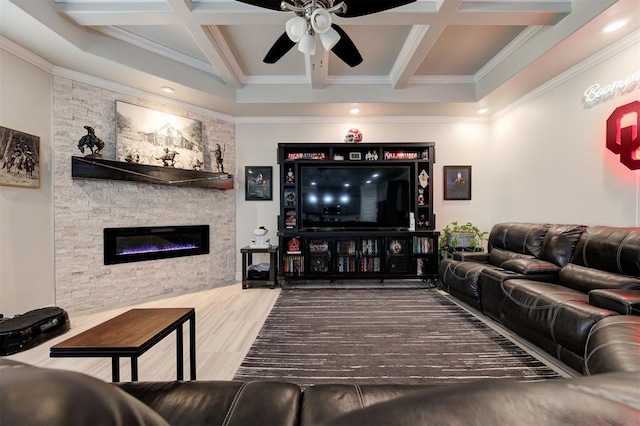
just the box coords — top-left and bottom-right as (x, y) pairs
(241, 245), (278, 289)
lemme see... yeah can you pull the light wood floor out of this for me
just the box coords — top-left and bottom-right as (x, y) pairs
(7, 283), (281, 383)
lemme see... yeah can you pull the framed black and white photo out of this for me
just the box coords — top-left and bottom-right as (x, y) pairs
(245, 166), (273, 201)
(115, 101), (204, 171)
(0, 126), (40, 189)
(443, 165), (471, 200)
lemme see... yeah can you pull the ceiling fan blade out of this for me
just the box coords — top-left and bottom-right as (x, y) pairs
(235, 0), (292, 11)
(263, 32), (297, 63)
(330, 24), (363, 67)
(338, 0), (416, 17)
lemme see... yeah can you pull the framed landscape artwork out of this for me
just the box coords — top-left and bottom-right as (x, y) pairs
(115, 101), (204, 171)
(443, 165), (472, 200)
(245, 166), (273, 200)
(0, 126), (40, 189)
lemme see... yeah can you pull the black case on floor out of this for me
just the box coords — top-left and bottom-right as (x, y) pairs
(0, 307), (70, 356)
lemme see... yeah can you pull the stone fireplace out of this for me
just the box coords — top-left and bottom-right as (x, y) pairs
(53, 76), (236, 313)
(104, 225), (210, 265)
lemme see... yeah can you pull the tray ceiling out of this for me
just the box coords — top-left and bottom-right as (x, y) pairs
(1, 0), (638, 117)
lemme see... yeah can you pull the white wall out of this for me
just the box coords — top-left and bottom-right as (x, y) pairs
(0, 49), (54, 316)
(490, 40), (640, 226)
(233, 39), (640, 278)
(234, 120), (493, 278)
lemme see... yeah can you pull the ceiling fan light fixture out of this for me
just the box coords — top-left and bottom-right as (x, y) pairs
(298, 33), (316, 55)
(310, 8), (332, 33)
(320, 27), (340, 50)
(285, 16), (308, 42)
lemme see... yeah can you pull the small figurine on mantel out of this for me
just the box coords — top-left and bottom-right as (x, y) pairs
(214, 143), (225, 172)
(77, 126), (105, 157)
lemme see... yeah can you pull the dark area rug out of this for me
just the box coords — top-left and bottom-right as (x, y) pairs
(234, 289), (563, 386)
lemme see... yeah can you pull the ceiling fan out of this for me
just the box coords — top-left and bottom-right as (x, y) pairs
(237, 0), (417, 67)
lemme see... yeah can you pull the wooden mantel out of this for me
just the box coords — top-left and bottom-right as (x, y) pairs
(71, 156), (234, 190)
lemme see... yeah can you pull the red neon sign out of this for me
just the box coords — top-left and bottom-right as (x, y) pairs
(606, 101), (640, 170)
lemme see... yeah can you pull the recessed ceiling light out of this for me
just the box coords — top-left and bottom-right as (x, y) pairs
(603, 20), (627, 33)
(477, 108), (489, 114)
(350, 108), (360, 114)
(161, 86), (175, 93)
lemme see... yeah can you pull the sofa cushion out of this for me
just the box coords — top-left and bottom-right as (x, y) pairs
(572, 226), (640, 276)
(499, 258), (560, 275)
(301, 383), (433, 425)
(559, 264), (640, 294)
(539, 224), (586, 267)
(326, 373), (640, 426)
(487, 222), (550, 257)
(487, 248), (535, 267)
(118, 380), (301, 426)
(0, 359), (168, 426)
(585, 316), (640, 375)
(500, 280), (616, 355)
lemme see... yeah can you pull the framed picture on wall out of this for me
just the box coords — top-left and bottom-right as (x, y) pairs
(443, 165), (471, 200)
(0, 126), (40, 189)
(115, 101), (204, 171)
(245, 166), (273, 201)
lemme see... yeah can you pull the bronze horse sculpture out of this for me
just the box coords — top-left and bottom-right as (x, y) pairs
(77, 126), (104, 155)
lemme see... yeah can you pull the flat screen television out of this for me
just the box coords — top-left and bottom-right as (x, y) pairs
(299, 164), (411, 230)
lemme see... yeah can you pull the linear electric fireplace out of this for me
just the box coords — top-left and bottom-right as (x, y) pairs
(104, 225), (210, 265)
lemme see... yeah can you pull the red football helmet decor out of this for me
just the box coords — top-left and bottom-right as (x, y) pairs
(344, 128), (363, 143)
(606, 101), (640, 170)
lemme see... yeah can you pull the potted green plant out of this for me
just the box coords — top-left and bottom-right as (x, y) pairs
(439, 221), (488, 258)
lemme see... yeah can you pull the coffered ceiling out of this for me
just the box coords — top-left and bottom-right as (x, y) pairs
(1, 0), (639, 118)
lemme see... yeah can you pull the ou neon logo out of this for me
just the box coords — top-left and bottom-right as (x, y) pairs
(606, 101), (640, 170)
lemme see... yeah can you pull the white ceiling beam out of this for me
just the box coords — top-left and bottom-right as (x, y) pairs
(165, 0), (243, 88)
(306, 50), (330, 89)
(54, 0), (571, 27)
(55, 2), (182, 26)
(235, 81), (476, 104)
(391, 0), (464, 89)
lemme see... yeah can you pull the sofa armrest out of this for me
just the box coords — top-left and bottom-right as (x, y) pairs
(500, 258), (561, 275)
(585, 315), (640, 375)
(589, 289), (640, 315)
(452, 252), (489, 262)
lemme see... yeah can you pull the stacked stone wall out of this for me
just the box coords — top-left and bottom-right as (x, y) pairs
(53, 77), (235, 313)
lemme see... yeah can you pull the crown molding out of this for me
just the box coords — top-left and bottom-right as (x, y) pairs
(234, 115), (489, 124)
(0, 35), (54, 73)
(94, 26), (218, 76)
(53, 66), (236, 123)
(492, 28), (640, 121)
(475, 26), (543, 81)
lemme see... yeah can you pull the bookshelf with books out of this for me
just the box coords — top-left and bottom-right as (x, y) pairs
(277, 142), (439, 285)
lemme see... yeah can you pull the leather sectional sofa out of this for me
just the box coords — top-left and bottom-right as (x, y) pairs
(2, 223), (639, 425)
(439, 223), (640, 373)
(2, 358), (639, 425)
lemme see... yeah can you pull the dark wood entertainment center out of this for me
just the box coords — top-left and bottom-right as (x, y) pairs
(277, 142), (439, 284)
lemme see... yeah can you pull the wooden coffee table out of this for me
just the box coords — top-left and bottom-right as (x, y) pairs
(50, 308), (196, 382)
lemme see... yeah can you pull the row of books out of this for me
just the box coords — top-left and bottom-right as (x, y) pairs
(282, 255), (304, 275)
(412, 237), (434, 254)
